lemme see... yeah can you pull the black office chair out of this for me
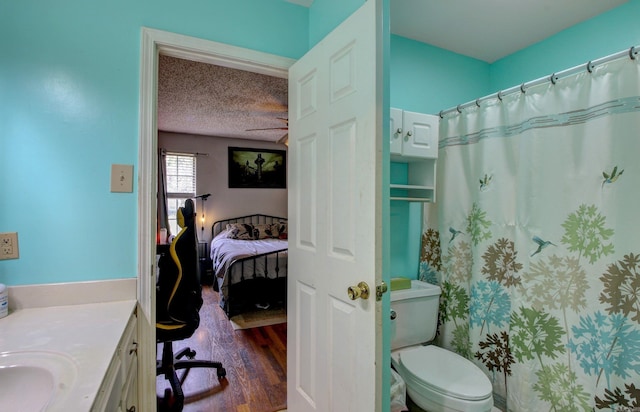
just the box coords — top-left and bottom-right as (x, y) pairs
(156, 199), (226, 412)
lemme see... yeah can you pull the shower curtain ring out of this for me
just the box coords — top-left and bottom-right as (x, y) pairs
(475, 98), (481, 107)
(586, 60), (595, 73)
(520, 83), (527, 93)
(439, 110), (444, 118)
(497, 91), (503, 101)
(456, 104), (462, 113)
(550, 73), (558, 85)
(630, 46), (638, 60)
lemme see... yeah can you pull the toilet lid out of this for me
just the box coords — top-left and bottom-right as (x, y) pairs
(399, 345), (492, 401)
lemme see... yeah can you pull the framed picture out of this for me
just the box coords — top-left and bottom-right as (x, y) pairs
(228, 147), (287, 188)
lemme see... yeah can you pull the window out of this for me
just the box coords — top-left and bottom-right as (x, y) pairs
(165, 153), (196, 236)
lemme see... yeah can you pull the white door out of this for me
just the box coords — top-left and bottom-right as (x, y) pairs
(287, 1), (383, 411)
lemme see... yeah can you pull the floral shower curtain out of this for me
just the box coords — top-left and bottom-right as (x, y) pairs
(422, 55), (640, 411)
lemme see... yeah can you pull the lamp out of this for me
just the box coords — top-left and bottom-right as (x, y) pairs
(194, 193), (211, 237)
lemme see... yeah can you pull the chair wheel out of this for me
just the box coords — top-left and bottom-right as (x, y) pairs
(218, 368), (227, 379)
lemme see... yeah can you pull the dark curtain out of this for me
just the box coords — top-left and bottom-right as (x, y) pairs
(157, 148), (170, 243)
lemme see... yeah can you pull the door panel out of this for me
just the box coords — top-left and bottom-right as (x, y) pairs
(403, 110), (438, 158)
(298, 135), (318, 249)
(328, 120), (356, 258)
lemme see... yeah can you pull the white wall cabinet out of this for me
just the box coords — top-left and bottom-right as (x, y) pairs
(91, 310), (138, 412)
(390, 108), (439, 202)
(390, 108), (438, 159)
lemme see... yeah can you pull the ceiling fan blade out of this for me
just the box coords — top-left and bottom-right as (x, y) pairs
(254, 102), (288, 113)
(277, 133), (289, 146)
(246, 127), (288, 131)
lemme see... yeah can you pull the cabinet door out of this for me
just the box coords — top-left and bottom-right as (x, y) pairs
(390, 108), (403, 155)
(402, 110), (438, 158)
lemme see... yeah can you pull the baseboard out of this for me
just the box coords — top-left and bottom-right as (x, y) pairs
(8, 278), (137, 310)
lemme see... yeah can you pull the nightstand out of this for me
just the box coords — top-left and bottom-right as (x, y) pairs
(198, 242), (213, 285)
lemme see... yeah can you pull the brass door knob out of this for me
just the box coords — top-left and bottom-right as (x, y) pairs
(347, 282), (370, 300)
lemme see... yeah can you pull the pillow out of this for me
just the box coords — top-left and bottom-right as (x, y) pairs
(253, 223), (276, 239)
(212, 229), (231, 241)
(226, 223), (254, 240)
(274, 222), (288, 240)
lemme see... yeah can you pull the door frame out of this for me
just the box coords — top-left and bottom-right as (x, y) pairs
(137, 27), (295, 410)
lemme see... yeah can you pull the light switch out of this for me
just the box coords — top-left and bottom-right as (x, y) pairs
(110, 164), (134, 193)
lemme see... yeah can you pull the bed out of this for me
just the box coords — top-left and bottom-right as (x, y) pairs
(210, 214), (288, 318)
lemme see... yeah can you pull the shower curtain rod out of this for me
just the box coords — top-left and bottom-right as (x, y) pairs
(439, 45), (639, 118)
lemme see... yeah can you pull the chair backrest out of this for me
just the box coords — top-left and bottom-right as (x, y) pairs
(156, 199), (203, 339)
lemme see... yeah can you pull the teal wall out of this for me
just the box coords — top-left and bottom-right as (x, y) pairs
(308, 0), (364, 47)
(490, 0), (640, 92)
(390, 35), (491, 115)
(0, 0), (308, 286)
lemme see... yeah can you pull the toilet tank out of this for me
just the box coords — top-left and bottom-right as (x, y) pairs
(390, 280), (441, 350)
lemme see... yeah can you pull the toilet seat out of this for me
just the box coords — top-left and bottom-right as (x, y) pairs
(397, 345), (492, 401)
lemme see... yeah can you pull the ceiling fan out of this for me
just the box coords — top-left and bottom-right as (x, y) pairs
(245, 117), (288, 132)
(246, 117), (289, 145)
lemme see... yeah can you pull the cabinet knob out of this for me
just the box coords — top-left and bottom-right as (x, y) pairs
(396, 128), (402, 135)
(405, 131), (413, 137)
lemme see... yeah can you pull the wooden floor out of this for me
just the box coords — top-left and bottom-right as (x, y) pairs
(157, 286), (287, 412)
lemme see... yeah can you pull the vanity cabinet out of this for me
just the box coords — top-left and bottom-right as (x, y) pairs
(390, 108), (439, 202)
(91, 310), (138, 412)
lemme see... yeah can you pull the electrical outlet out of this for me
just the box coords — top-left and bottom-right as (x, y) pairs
(0, 232), (19, 260)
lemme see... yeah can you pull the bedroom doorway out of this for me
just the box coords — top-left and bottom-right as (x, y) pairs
(137, 27), (295, 410)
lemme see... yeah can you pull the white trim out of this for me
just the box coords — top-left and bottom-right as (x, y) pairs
(141, 27), (295, 78)
(137, 27), (295, 411)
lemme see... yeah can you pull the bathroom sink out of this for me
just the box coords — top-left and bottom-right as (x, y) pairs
(0, 351), (77, 411)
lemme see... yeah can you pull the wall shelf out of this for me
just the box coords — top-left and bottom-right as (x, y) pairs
(389, 108), (438, 203)
(389, 158), (437, 202)
(390, 184), (434, 203)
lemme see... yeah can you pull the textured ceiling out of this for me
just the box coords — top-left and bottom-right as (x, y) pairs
(158, 55), (288, 143)
(157, 1), (627, 141)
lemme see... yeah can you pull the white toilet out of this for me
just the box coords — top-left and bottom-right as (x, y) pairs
(391, 280), (494, 412)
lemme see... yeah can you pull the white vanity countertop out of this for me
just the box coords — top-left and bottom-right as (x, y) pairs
(0, 299), (137, 411)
